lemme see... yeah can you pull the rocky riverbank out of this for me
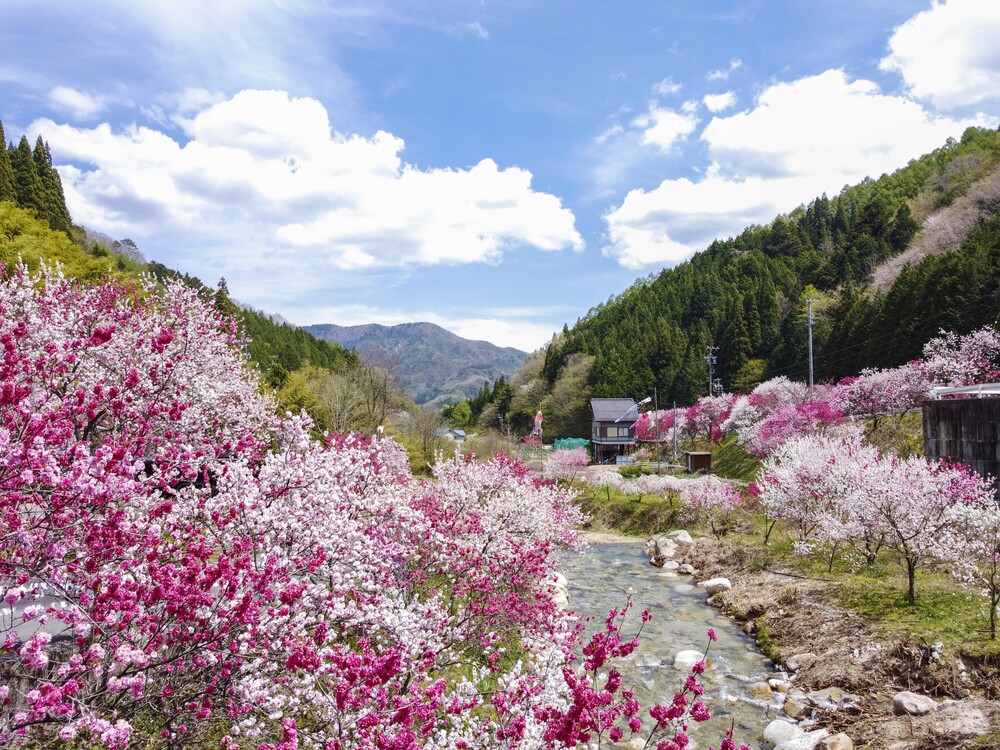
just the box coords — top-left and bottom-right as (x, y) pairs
(646, 532), (1000, 750)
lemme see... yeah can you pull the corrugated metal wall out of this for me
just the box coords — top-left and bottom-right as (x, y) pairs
(923, 398), (1000, 490)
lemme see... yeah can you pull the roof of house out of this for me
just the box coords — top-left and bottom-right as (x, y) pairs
(590, 398), (639, 423)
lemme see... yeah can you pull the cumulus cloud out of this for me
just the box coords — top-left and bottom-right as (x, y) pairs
(37, 89), (582, 273)
(604, 70), (980, 269)
(880, 0), (1000, 109)
(632, 105), (699, 150)
(702, 91), (736, 113)
(48, 86), (107, 120)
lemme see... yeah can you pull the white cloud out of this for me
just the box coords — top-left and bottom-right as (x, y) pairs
(632, 105), (699, 150)
(604, 69), (981, 269)
(652, 77), (682, 97)
(48, 86), (107, 120)
(702, 91), (736, 113)
(36, 89), (582, 274)
(880, 0), (1000, 109)
(706, 58), (742, 81)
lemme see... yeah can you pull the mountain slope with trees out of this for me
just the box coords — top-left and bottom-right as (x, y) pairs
(306, 321), (528, 407)
(498, 126), (1000, 439)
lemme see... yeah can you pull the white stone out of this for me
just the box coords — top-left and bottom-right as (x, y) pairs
(678, 563), (695, 575)
(775, 729), (829, 750)
(892, 690), (937, 716)
(673, 650), (705, 671)
(666, 529), (694, 544)
(786, 652), (816, 671)
(661, 560), (680, 570)
(701, 577), (732, 595)
(764, 719), (803, 747)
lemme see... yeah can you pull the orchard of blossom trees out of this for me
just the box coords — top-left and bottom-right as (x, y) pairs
(632, 324), (1000, 623)
(0, 267), (744, 750)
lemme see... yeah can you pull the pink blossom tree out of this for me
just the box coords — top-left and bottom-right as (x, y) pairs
(921, 325), (1000, 387)
(543, 447), (590, 483)
(679, 476), (743, 538)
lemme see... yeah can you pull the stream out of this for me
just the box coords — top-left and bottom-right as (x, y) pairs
(558, 541), (777, 749)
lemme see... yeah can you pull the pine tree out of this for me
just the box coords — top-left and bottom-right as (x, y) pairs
(0, 119), (15, 202)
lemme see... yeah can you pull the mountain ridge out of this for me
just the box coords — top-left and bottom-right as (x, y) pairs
(305, 321), (528, 407)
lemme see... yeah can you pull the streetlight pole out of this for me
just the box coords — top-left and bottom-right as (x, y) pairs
(807, 298), (816, 389)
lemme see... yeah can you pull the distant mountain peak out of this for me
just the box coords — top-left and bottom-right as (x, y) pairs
(305, 321), (528, 406)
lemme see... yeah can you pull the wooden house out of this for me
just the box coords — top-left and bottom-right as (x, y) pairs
(590, 398), (639, 464)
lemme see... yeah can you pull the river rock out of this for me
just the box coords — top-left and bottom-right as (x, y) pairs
(816, 734), (854, 750)
(701, 577), (731, 595)
(653, 536), (678, 558)
(748, 681), (773, 699)
(661, 560), (680, 570)
(768, 678), (792, 693)
(775, 729), (829, 750)
(666, 529), (694, 544)
(678, 563), (695, 575)
(783, 695), (811, 719)
(673, 650), (705, 671)
(786, 652), (817, 671)
(892, 690), (937, 716)
(763, 719), (803, 747)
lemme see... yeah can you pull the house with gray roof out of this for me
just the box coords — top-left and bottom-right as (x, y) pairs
(590, 398), (639, 464)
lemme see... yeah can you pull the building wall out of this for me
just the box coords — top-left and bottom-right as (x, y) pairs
(923, 398), (1000, 493)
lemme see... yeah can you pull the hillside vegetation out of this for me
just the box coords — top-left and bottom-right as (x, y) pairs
(501, 127), (1000, 438)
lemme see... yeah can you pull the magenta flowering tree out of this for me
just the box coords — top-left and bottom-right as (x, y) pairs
(683, 394), (734, 444)
(744, 400), (844, 459)
(830, 362), (930, 419)
(0, 267), (747, 750)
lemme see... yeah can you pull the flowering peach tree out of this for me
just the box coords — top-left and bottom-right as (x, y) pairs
(0, 267), (744, 750)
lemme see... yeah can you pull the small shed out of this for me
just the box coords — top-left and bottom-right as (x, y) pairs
(684, 451), (712, 474)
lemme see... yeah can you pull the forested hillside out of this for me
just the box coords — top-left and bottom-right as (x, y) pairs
(511, 127), (1000, 439)
(306, 321), (527, 406)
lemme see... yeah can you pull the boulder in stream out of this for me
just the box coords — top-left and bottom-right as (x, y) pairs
(673, 650), (705, 671)
(763, 719), (803, 747)
(701, 577), (732, 595)
(774, 728), (829, 750)
(892, 690), (937, 716)
(665, 529), (694, 545)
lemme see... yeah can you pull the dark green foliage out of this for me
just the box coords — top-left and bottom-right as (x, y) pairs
(534, 127), (1000, 411)
(10, 136), (44, 215)
(0, 121), (15, 202)
(1, 120), (74, 239)
(33, 137), (72, 236)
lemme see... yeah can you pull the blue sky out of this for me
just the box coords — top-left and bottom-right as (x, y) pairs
(2, 0), (999, 351)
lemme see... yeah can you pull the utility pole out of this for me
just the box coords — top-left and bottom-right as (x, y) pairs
(713, 378), (723, 396)
(672, 400), (678, 461)
(654, 387), (660, 475)
(705, 344), (719, 397)
(807, 298), (816, 389)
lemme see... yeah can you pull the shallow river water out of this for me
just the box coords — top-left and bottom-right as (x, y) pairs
(557, 541), (775, 749)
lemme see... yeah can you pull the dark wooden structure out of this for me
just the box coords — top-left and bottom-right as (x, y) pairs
(590, 398), (638, 464)
(684, 451), (712, 474)
(923, 396), (1000, 492)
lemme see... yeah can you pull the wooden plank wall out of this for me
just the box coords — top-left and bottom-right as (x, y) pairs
(923, 398), (1000, 492)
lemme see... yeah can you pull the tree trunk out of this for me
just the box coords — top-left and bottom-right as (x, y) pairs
(906, 556), (917, 605)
